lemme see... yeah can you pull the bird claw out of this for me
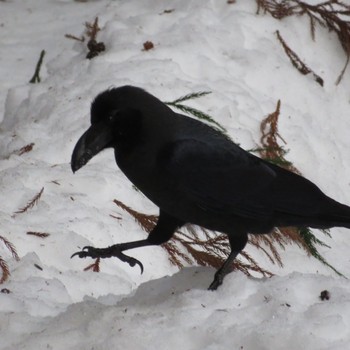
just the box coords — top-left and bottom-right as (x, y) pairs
(71, 246), (100, 259)
(71, 245), (144, 274)
(125, 256), (144, 274)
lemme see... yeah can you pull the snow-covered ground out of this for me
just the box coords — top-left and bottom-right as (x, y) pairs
(1, 0), (350, 349)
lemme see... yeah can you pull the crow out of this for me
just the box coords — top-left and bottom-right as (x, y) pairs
(71, 85), (350, 290)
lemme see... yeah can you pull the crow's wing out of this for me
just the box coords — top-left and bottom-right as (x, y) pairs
(160, 139), (276, 220)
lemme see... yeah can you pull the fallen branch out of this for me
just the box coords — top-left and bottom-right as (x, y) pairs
(276, 30), (324, 86)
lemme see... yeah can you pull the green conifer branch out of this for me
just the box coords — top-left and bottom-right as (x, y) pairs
(165, 91), (227, 133)
(170, 91), (211, 104)
(298, 228), (345, 277)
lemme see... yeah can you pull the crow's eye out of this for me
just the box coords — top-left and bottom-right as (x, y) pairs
(108, 110), (120, 122)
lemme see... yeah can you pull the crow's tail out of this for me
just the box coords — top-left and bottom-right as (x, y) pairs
(318, 198), (350, 229)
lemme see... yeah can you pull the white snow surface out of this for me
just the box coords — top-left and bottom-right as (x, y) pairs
(1, 0), (350, 349)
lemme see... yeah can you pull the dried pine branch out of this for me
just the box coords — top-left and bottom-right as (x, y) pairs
(259, 100), (300, 173)
(0, 234), (19, 284)
(259, 100), (292, 167)
(163, 240), (192, 267)
(112, 199), (274, 277)
(234, 252), (274, 277)
(26, 231), (50, 238)
(113, 199), (158, 233)
(14, 187), (44, 215)
(85, 17), (100, 41)
(256, 0), (350, 84)
(276, 30), (324, 86)
(249, 234), (284, 267)
(0, 235), (20, 261)
(256, 0), (298, 18)
(0, 257), (10, 284)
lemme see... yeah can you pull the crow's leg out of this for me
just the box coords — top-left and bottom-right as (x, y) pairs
(208, 233), (248, 291)
(71, 210), (184, 273)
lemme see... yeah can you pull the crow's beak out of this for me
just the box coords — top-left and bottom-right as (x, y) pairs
(71, 122), (113, 173)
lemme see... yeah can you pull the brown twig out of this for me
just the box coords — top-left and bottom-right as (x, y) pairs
(65, 34), (85, 42)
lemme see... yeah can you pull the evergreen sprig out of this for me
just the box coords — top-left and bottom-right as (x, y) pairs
(298, 228), (344, 276)
(168, 91), (211, 104)
(165, 91), (227, 133)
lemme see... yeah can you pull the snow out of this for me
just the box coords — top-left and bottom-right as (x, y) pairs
(1, 0), (350, 349)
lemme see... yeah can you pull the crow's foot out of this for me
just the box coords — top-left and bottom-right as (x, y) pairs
(208, 275), (223, 291)
(71, 245), (144, 274)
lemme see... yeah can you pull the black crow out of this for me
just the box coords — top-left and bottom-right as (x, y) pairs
(71, 85), (350, 290)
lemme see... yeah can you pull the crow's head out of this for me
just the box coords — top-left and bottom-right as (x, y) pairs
(71, 86), (144, 173)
